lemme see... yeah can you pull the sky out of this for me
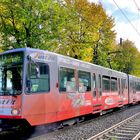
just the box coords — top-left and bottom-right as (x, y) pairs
(89, 0), (140, 51)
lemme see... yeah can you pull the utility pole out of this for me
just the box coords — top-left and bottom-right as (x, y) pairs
(93, 43), (98, 64)
(106, 37), (123, 69)
(120, 38), (123, 46)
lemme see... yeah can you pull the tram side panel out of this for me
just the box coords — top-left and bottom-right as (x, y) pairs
(21, 51), (129, 126)
(56, 59), (93, 121)
(129, 75), (140, 104)
(135, 77), (140, 102)
(22, 54), (58, 126)
(128, 75), (140, 104)
(96, 69), (128, 111)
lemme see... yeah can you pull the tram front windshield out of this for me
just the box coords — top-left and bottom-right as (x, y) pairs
(0, 52), (23, 96)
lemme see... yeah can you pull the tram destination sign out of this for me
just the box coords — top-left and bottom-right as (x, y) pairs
(0, 52), (23, 66)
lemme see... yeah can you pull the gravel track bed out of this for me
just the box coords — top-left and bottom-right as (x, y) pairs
(30, 104), (140, 140)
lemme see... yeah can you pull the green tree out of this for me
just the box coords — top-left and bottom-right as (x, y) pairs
(55, 0), (116, 65)
(132, 52), (140, 77)
(112, 39), (140, 74)
(0, 0), (64, 50)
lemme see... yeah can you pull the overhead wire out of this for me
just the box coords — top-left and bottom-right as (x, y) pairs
(133, 0), (140, 11)
(133, 0), (140, 29)
(112, 0), (140, 37)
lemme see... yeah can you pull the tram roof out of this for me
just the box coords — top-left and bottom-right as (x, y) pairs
(0, 47), (127, 76)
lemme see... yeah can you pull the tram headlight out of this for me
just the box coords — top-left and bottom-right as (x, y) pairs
(11, 108), (19, 115)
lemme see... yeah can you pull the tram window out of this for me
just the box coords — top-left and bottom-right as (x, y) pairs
(78, 71), (91, 92)
(26, 62), (50, 93)
(118, 78), (121, 95)
(102, 76), (110, 92)
(98, 74), (102, 96)
(136, 82), (140, 92)
(122, 79), (126, 94)
(98, 75), (101, 89)
(59, 67), (76, 92)
(111, 77), (117, 92)
(130, 80), (136, 93)
(130, 81), (134, 90)
(92, 73), (96, 97)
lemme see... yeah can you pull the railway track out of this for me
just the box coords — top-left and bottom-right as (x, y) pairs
(87, 112), (140, 140)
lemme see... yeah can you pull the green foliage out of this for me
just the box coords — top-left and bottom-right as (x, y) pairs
(56, 0), (116, 64)
(0, 0), (58, 50)
(132, 52), (140, 77)
(112, 40), (140, 75)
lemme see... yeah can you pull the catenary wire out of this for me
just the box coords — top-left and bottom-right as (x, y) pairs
(113, 0), (140, 37)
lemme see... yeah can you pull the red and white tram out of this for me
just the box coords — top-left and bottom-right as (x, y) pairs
(0, 48), (139, 128)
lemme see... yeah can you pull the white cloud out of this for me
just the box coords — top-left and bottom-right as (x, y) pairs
(90, 0), (140, 14)
(114, 20), (140, 51)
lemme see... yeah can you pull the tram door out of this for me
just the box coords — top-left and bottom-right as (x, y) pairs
(133, 81), (136, 102)
(92, 73), (97, 101)
(118, 78), (123, 105)
(92, 73), (102, 112)
(131, 80), (136, 103)
(129, 80), (135, 103)
(118, 78), (126, 105)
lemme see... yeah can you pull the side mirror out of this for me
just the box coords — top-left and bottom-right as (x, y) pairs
(27, 55), (40, 78)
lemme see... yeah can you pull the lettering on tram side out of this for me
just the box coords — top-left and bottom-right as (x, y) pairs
(0, 99), (16, 105)
(30, 52), (55, 62)
(105, 97), (115, 105)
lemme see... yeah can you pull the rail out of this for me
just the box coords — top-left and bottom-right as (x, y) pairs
(87, 112), (140, 140)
